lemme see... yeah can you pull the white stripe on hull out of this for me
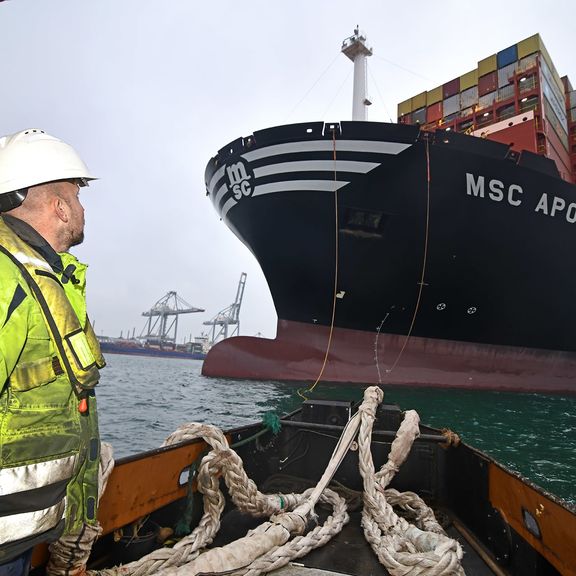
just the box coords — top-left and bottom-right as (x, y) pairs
(213, 182), (228, 208)
(253, 160), (379, 178)
(207, 139), (413, 218)
(221, 179), (349, 219)
(242, 140), (411, 162)
(207, 139), (411, 194)
(253, 180), (349, 197)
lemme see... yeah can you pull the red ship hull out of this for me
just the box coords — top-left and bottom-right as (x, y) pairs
(203, 319), (576, 393)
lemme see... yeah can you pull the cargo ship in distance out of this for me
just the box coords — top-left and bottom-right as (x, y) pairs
(202, 31), (576, 393)
(97, 291), (208, 361)
(97, 337), (207, 360)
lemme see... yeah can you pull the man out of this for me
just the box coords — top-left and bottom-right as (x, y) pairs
(0, 129), (105, 576)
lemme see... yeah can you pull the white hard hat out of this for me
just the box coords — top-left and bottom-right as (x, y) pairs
(0, 128), (97, 198)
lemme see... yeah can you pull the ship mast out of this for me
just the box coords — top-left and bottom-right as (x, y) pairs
(341, 27), (373, 121)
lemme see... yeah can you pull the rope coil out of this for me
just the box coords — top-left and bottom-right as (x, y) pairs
(48, 387), (465, 576)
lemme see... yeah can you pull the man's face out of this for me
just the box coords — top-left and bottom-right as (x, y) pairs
(59, 180), (85, 247)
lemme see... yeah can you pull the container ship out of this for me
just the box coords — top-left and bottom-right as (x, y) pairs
(98, 291), (208, 361)
(98, 336), (207, 361)
(202, 31), (576, 393)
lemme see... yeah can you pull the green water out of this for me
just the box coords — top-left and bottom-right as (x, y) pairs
(97, 355), (576, 507)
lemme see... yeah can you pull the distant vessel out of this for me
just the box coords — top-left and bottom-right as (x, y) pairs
(98, 336), (207, 360)
(99, 291), (207, 360)
(100, 276), (249, 362)
(202, 31), (576, 393)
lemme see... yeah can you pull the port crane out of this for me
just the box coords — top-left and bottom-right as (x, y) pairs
(141, 291), (204, 349)
(203, 272), (247, 346)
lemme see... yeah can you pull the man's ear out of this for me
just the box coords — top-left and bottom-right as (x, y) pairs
(54, 195), (70, 223)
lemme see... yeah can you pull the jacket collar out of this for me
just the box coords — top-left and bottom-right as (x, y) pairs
(1, 214), (64, 273)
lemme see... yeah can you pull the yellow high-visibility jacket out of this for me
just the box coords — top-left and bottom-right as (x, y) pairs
(0, 215), (105, 564)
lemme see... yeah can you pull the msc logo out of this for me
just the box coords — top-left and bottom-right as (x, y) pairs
(226, 160), (254, 200)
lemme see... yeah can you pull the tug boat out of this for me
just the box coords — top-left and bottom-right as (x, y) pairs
(33, 388), (576, 575)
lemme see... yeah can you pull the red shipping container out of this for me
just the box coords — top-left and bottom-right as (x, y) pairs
(479, 72), (498, 97)
(426, 102), (443, 123)
(443, 77), (460, 99)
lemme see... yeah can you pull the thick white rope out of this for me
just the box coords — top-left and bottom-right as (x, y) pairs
(90, 423), (350, 576)
(358, 389), (465, 575)
(87, 387), (464, 576)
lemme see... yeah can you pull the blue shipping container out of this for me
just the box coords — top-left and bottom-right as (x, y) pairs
(497, 44), (518, 69)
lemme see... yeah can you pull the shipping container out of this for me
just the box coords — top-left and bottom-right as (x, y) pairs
(519, 95), (538, 114)
(460, 106), (475, 118)
(443, 112), (459, 123)
(443, 93), (460, 116)
(398, 98), (412, 116)
(571, 108), (576, 122)
(412, 107), (426, 124)
(412, 92), (427, 110)
(460, 86), (478, 109)
(443, 77), (460, 99)
(543, 96), (569, 147)
(517, 34), (541, 60)
(479, 71), (498, 96)
(478, 91), (496, 109)
(570, 91), (576, 109)
(497, 84), (515, 102)
(518, 35), (565, 95)
(519, 74), (537, 94)
(497, 44), (518, 68)
(518, 53), (538, 74)
(541, 62), (568, 127)
(426, 101), (443, 123)
(477, 111), (494, 128)
(478, 54), (497, 76)
(498, 62), (516, 88)
(426, 86), (443, 105)
(496, 103), (516, 121)
(459, 69), (478, 91)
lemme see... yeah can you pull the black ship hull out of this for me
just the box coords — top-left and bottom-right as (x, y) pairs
(203, 121), (576, 392)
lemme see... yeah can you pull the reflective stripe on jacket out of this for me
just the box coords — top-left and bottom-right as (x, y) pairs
(0, 217), (104, 563)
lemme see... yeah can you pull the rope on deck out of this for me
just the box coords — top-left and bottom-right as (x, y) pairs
(358, 393), (464, 575)
(69, 386), (464, 576)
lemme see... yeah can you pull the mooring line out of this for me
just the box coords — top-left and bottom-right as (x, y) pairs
(299, 126), (340, 399)
(387, 137), (431, 374)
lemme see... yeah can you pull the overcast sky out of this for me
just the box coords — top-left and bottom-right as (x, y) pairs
(1, 0), (574, 343)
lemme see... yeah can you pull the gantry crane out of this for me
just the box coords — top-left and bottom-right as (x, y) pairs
(141, 291), (204, 349)
(203, 273), (247, 346)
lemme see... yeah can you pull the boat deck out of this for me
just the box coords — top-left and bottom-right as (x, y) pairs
(215, 508), (494, 576)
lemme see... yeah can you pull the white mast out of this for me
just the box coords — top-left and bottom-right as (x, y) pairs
(341, 27), (373, 121)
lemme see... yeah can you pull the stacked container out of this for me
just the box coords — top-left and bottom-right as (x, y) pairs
(396, 34), (574, 183)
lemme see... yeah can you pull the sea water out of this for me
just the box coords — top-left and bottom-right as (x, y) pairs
(97, 354), (576, 507)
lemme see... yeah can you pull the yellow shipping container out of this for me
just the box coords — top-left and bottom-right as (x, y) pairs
(426, 86), (443, 105)
(478, 54), (497, 76)
(460, 69), (478, 91)
(517, 34), (564, 95)
(411, 91), (427, 110)
(398, 98), (412, 116)
(517, 34), (541, 60)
